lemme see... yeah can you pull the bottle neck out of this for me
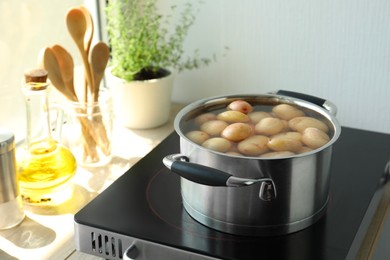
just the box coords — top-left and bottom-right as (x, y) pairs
(22, 83), (53, 149)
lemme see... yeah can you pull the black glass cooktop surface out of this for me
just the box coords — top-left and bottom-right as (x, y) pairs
(75, 127), (390, 260)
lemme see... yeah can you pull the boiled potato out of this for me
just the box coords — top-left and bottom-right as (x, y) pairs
(255, 117), (284, 136)
(298, 146), (313, 154)
(289, 116), (329, 133)
(272, 104), (305, 120)
(272, 131), (302, 141)
(226, 151), (243, 156)
(248, 123), (256, 136)
(186, 100), (332, 157)
(248, 111), (273, 124)
(268, 134), (303, 152)
(217, 111), (250, 123)
(237, 135), (269, 156)
(194, 113), (217, 126)
(221, 123), (253, 142)
(200, 120), (228, 136)
(185, 130), (210, 145)
(281, 120), (290, 132)
(301, 127), (330, 149)
(259, 151), (295, 158)
(227, 143), (240, 153)
(202, 137), (231, 152)
(227, 100), (253, 114)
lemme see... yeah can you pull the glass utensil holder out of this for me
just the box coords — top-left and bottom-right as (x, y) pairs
(62, 92), (113, 167)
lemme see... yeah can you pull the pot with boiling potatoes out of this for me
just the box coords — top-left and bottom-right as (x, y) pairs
(163, 91), (341, 236)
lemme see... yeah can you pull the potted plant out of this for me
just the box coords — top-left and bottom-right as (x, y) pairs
(105, 0), (214, 129)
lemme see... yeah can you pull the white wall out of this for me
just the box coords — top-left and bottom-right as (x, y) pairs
(170, 0), (390, 134)
(2, 0), (390, 136)
(0, 0), (84, 140)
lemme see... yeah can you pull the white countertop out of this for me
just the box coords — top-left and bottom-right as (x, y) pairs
(0, 104), (183, 260)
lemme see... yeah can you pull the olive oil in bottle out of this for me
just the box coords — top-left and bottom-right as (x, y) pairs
(17, 69), (77, 206)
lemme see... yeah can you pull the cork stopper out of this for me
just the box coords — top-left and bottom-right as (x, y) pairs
(23, 69), (49, 91)
(24, 69), (48, 83)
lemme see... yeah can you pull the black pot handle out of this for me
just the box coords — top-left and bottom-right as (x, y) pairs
(163, 154), (276, 201)
(163, 154), (231, 186)
(275, 90), (337, 115)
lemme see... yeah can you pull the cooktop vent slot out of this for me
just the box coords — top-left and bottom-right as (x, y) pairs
(90, 231), (123, 259)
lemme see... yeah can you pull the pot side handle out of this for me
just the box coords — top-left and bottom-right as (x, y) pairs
(275, 90), (338, 116)
(163, 154), (277, 201)
(163, 154), (231, 186)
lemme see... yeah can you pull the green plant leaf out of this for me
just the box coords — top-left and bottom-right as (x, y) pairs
(106, 0), (216, 81)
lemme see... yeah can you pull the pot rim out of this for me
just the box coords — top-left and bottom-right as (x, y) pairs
(174, 93), (341, 160)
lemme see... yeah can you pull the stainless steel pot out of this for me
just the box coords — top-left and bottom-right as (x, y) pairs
(163, 91), (341, 236)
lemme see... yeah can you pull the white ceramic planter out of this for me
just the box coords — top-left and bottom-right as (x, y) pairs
(106, 69), (175, 129)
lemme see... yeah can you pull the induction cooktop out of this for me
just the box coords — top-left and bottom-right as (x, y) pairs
(74, 127), (390, 260)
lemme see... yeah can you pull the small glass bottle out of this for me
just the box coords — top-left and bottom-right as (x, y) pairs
(17, 69), (77, 206)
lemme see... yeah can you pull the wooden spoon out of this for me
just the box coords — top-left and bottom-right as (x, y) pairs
(66, 7), (94, 97)
(79, 6), (94, 102)
(51, 45), (77, 99)
(41, 46), (99, 160)
(79, 6), (94, 55)
(90, 42), (110, 101)
(89, 42), (111, 155)
(40, 47), (77, 101)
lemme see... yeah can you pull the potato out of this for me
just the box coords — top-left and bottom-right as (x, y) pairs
(259, 151), (295, 158)
(298, 146), (313, 154)
(281, 120), (290, 132)
(185, 130), (210, 145)
(272, 104), (305, 120)
(226, 151), (243, 156)
(237, 135), (269, 156)
(289, 116), (329, 133)
(255, 117), (284, 136)
(248, 111), (272, 124)
(187, 99), (332, 158)
(194, 113), (217, 126)
(248, 123), (256, 136)
(217, 111), (250, 123)
(272, 131), (302, 141)
(227, 143), (240, 153)
(268, 134), (303, 152)
(221, 123), (253, 142)
(301, 127), (330, 149)
(202, 137), (231, 152)
(200, 120), (228, 136)
(227, 100), (253, 114)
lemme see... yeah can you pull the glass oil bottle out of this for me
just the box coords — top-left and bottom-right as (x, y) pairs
(17, 69), (77, 206)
